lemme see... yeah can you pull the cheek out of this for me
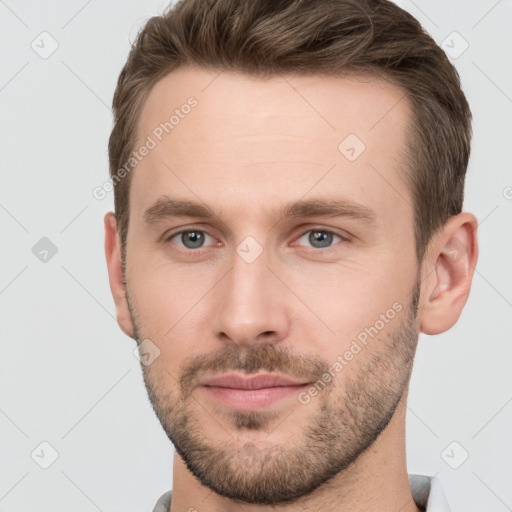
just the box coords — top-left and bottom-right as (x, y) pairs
(282, 261), (412, 377)
(128, 249), (202, 315)
(288, 260), (407, 336)
(127, 258), (214, 361)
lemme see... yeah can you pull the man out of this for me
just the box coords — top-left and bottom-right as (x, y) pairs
(104, 0), (478, 510)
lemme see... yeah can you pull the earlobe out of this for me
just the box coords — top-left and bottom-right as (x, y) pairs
(420, 212), (479, 335)
(104, 212), (135, 338)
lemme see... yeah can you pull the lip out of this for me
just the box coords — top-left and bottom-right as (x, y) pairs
(200, 373), (309, 389)
(198, 373), (310, 411)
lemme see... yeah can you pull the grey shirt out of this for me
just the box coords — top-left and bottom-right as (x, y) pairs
(152, 474), (451, 512)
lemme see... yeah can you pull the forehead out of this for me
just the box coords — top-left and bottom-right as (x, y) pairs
(130, 65), (413, 227)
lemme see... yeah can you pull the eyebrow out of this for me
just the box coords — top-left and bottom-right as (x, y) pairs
(143, 196), (377, 227)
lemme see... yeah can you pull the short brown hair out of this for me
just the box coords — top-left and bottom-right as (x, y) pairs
(108, 0), (471, 265)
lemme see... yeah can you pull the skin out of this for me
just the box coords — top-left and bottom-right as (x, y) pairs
(104, 65), (478, 512)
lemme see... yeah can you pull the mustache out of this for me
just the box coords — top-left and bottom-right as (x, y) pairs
(179, 343), (330, 398)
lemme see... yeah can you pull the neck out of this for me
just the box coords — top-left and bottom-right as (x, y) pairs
(169, 393), (421, 512)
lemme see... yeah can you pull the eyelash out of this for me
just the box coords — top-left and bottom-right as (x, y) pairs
(163, 226), (348, 255)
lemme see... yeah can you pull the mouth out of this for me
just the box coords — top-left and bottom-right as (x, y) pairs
(197, 373), (310, 411)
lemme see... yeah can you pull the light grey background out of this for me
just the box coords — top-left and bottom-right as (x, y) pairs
(1, 1), (511, 511)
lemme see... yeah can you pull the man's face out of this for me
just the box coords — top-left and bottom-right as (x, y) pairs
(124, 66), (421, 504)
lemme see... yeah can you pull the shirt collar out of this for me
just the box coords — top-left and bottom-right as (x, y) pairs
(153, 474), (451, 512)
(409, 474), (452, 511)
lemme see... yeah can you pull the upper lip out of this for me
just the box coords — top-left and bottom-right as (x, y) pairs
(199, 373), (309, 390)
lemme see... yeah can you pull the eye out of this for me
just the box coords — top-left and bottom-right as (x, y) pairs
(166, 229), (217, 251)
(294, 228), (345, 250)
(163, 226), (347, 254)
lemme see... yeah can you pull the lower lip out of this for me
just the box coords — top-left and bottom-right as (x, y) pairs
(201, 385), (309, 410)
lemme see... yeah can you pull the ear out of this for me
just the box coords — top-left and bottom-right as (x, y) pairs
(104, 212), (135, 338)
(420, 212), (479, 335)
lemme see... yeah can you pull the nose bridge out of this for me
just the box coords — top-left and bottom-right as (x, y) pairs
(213, 238), (289, 345)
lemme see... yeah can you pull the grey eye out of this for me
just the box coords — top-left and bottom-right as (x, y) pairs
(169, 230), (213, 250)
(297, 230), (342, 249)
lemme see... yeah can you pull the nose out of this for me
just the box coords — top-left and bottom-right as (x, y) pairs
(212, 243), (291, 348)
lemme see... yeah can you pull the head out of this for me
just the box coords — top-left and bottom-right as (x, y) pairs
(105, 0), (478, 505)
